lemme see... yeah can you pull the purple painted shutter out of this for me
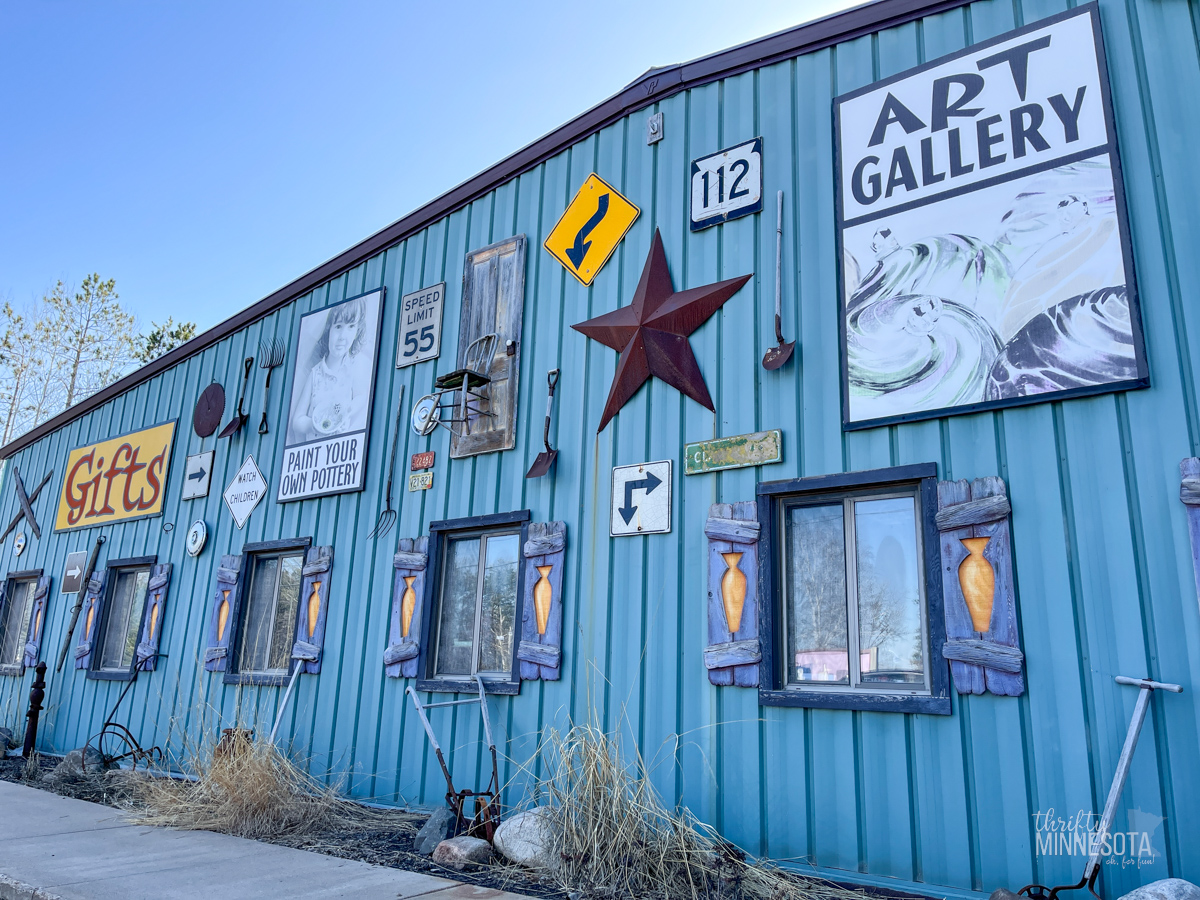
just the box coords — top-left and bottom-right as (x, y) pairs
(204, 555), (242, 672)
(517, 522), (566, 681)
(135, 564), (172, 671)
(292, 545), (333, 674)
(936, 477), (1024, 696)
(704, 502), (761, 687)
(75, 572), (107, 669)
(22, 576), (51, 669)
(384, 537), (428, 679)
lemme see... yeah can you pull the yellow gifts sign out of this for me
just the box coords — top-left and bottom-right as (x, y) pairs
(55, 421), (177, 532)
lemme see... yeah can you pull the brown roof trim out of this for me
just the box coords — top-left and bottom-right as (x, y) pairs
(2, 0), (970, 459)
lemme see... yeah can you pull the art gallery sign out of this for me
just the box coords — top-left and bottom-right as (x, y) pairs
(835, 4), (1148, 428)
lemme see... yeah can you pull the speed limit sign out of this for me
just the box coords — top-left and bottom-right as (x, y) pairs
(396, 283), (445, 368)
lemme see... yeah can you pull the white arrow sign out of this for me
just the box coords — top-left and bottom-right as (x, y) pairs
(67, 565), (81, 578)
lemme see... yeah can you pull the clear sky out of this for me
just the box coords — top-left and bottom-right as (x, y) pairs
(1, 0), (858, 334)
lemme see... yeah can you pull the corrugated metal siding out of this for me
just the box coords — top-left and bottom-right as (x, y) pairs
(1, 1), (1197, 896)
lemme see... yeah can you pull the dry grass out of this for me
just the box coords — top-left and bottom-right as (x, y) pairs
(533, 724), (890, 900)
(133, 733), (418, 841)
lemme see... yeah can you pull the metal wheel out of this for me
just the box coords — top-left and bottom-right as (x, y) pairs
(411, 394), (440, 436)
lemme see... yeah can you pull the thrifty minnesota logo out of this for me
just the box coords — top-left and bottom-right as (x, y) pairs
(544, 174), (639, 286)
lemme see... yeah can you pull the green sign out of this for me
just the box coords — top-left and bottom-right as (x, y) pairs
(684, 430), (782, 475)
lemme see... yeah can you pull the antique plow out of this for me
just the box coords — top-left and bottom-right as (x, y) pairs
(1016, 675), (1182, 900)
(84, 656), (165, 771)
(406, 675), (501, 840)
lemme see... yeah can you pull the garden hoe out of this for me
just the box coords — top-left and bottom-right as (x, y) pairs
(219, 356), (255, 439)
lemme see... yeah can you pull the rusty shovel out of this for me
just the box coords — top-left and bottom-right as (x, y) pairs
(762, 191), (795, 370)
(525, 369), (560, 478)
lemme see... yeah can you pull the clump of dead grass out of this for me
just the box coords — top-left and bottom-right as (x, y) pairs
(534, 724), (887, 900)
(133, 732), (412, 841)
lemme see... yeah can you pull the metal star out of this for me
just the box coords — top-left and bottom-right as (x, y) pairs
(572, 229), (752, 432)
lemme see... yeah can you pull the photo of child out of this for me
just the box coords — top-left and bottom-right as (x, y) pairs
(285, 293), (381, 447)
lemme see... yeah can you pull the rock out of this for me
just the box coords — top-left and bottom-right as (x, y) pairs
(432, 835), (492, 870)
(990, 890), (1023, 900)
(493, 806), (560, 870)
(414, 807), (457, 856)
(0, 727), (16, 751)
(44, 746), (105, 782)
(1118, 880), (1200, 900)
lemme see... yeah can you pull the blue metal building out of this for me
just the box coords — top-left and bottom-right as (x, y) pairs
(0, 1), (1197, 897)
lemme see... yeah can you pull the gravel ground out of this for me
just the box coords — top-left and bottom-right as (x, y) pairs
(0, 754), (565, 900)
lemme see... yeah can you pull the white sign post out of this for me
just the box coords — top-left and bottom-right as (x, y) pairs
(396, 283), (445, 368)
(182, 450), (214, 500)
(224, 455), (267, 530)
(610, 460), (672, 536)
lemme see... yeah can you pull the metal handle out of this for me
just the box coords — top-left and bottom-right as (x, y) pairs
(383, 386), (405, 503)
(1115, 675), (1183, 692)
(774, 191), (784, 341)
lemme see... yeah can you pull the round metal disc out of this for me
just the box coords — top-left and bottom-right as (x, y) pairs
(411, 395), (440, 436)
(194, 383), (226, 437)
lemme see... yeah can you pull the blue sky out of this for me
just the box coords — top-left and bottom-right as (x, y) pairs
(1, 0), (857, 333)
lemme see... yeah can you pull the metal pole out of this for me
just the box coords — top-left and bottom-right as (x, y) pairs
(1085, 676), (1183, 881)
(268, 660), (304, 744)
(22, 661), (46, 758)
(55, 534), (105, 672)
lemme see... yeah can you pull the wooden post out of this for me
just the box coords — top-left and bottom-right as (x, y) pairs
(22, 661), (46, 758)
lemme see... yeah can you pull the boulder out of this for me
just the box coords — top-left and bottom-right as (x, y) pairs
(493, 806), (559, 871)
(1119, 880), (1200, 900)
(0, 727), (16, 751)
(989, 890), (1022, 900)
(414, 807), (457, 856)
(432, 835), (492, 870)
(43, 746), (105, 782)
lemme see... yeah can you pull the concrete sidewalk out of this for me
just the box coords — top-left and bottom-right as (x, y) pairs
(0, 781), (528, 900)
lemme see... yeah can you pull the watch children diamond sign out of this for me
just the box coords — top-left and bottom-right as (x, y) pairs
(835, 4), (1147, 428)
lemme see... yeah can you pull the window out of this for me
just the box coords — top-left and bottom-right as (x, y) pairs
(0, 574), (38, 674)
(419, 511), (529, 693)
(91, 558), (154, 680)
(758, 465), (950, 715)
(231, 545), (306, 681)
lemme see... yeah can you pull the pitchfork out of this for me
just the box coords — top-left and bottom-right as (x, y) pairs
(257, 338), (286, 435)
(368, 385), (404, 539)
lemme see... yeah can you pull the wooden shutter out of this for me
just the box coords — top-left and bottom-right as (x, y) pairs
(704, 502), (761, 687)
(135, 564), (171, 671)
(451, 235), (527, 458)
(291, 545), (333, 674)
(384, 537), (429, 678)
(204, 555), (242, 672)
(75, 571), (107, 669)
(517, 522), (566, 681)
(936, 477), (1024, 696)
(22, 576), (50, 669)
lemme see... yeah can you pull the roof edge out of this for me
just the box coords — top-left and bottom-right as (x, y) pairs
(1, 0), (970, 460)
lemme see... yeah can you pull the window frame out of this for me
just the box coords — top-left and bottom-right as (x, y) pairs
(88, 556), (156, 682)
(757, 464), (951, 715)
(416, 510), (530, 695)
(225, 538), (312, 687)
(0, 569), (42, 676)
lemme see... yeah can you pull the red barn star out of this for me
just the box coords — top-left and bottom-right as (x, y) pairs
(572, 229), (752, 432)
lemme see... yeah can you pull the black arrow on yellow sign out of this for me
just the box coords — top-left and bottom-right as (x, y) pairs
(565, 193), (610, 270)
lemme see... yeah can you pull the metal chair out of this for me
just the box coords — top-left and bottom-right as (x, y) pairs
(413, 333), (499, 437)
